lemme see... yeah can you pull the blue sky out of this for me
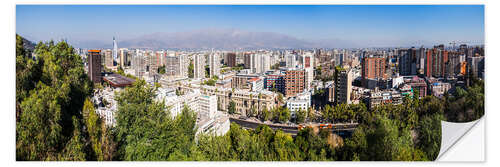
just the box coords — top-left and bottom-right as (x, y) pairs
(16, 5), (484, 48)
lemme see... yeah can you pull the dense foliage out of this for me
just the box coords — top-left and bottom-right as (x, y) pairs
(16, 35), (94, 160)
(444, 79), (484, 122)
(114, 80), (201, 160)
(188, 59), (194, 78)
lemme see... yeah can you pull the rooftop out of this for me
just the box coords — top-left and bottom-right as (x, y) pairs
(103, 73), (135, 87)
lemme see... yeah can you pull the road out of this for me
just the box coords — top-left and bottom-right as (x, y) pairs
(229, 117), (358, 136)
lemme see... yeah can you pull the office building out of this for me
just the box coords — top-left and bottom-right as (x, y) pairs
(226, 53), (236, 67)
(112, 37), (118, 63)
(194, 54), (206, 79)
(361, 57), (386, 87)
(334, 66), (352, 104)
(284, 68), (306, 97)
(399, 48), (417, 76)
(209, 52), (220, 77)
(119, 48), (128, 67)
(286, 54), (296, 68)
(87, 50), (102, 84)
(104, 49), (113, 68)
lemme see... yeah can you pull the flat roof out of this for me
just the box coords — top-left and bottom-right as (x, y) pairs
(103, 73), (135, 87)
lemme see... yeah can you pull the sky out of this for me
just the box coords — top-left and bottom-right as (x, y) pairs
(16, 5), (484, 48)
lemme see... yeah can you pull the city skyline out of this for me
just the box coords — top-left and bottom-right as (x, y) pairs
(17, 5), (484, 48)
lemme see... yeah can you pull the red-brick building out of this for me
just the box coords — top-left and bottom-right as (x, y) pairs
(284, 69), (305, 97)
(361, 57), (386, 87)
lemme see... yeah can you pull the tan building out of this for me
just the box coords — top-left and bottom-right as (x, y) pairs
(199, 85), (277, 115)
(104, 49), (113, 69)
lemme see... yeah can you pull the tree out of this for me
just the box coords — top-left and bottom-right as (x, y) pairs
(295, 108), (306, 124)
(188, 59), (194, 78)
(416, 113), (443, 160)
(82, 98), (105, 160)
(278, 107), (291, 123)
(197, 133), (234, 160)
(158, 65), (166, 74)
(16, 38), (92, 160)
(277, 93), (284, 104)
(59, 116), (87, 161)
(202, 79), (216, 86)
(205, 65), (210, 78)
(272, 130), (300, 160)
(17, 83), (67, 160)
(114, 80), (200, 160)
(260, 107), (272, 122)
(228, 100), (236, 114)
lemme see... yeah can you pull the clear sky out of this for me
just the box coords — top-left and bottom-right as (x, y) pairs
(16, 5), (484, 48)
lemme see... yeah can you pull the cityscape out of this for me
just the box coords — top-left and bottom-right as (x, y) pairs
(15, 5), (484, 161)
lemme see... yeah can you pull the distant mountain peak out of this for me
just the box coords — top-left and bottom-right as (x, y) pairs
(119, 28), (317, 49)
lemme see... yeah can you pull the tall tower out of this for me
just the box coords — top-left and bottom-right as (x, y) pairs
(209, 52), (220, 77)
(87, 50), (102, 83)
(334, 66), (352, 105)
(113, 37), (118, 65)
(194, 54), (206, 79)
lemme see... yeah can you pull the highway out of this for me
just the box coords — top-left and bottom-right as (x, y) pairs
(229, 117), (358, 136)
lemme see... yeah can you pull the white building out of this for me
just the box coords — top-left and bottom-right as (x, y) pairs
(93, 87), (119, 126)
(179, 54), (188, 77)
(157, 87), (229, 136)
(209, 52), (220, 78)
(286, 54), (296, 68)
(302, 53), (315, 90)
(248, 77), (264, 92)
(286, 91), (311, 118)
(260, 54), (271, 73)
(196, 111), (230, 137)
(160, 88), (201, 118)
(194, 54), (206, 79)
(198, 95), (217, 119)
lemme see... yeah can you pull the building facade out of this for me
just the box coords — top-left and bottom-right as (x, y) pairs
(334, 66), (352, 104)
(88, 50), (102, 84)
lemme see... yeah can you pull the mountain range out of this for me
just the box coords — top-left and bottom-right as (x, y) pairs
(108, 29), (359, 49)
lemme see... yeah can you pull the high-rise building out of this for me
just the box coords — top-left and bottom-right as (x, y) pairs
(104, 49), (113, 68)
(286, 54), (296, 68)
(132, 50), (146, 78)
(467, 56), (485, 79)
(260, 54), (271, 73)
(362, 57), (386, 87)
(119, 48), (128, 67)
(243, 53), (253, 69)
(335, 52), (344, 66)
(113, 37), (118, 64)
(243, 53), (268, 74)
(302, 53), (314, 89)
(165, 55), (180, 76)
(424, 47), (449, 78)
(148, 50), (160, 75)
(334, 66), (352, 104)
(87, 50), (102, 83)
(251, 54), (261, 74)
(209, 52), (220, 77)
(194, 54), (206, 79)
(179, 54), (187, 77)
(284, 68), (305, 97)
(399, 48), (417, 75)
(226, 53), (236, 67)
